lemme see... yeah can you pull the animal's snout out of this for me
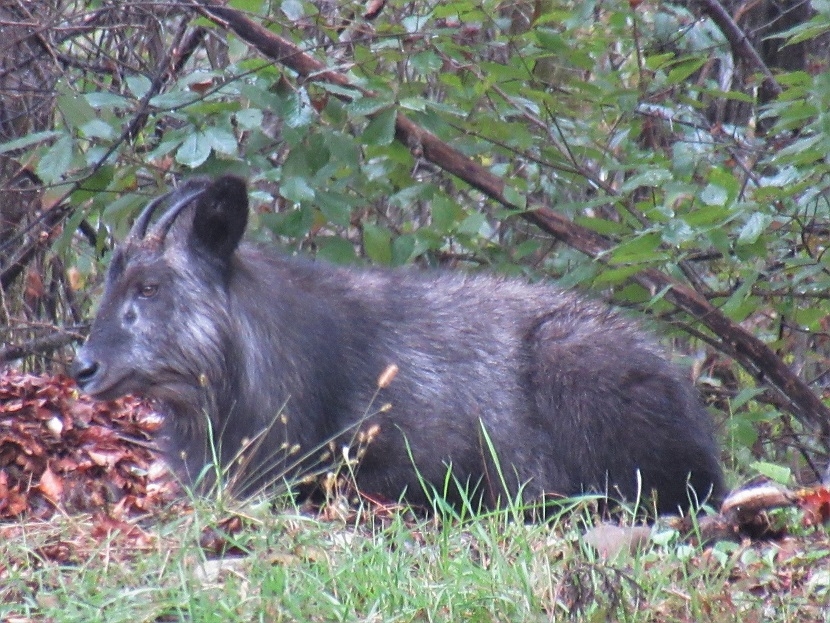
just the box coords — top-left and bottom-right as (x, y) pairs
(71, 351), (101, 390)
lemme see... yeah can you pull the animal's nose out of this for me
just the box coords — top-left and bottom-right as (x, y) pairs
(71, 352), (100, 389)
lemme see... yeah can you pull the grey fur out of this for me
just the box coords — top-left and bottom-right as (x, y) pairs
(73, 175), (724, 513)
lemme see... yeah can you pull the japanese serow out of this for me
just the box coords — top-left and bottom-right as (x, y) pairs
(72, 175), (724, 514)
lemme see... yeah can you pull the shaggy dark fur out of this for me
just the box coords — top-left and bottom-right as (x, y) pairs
(73, 175), (724, 513)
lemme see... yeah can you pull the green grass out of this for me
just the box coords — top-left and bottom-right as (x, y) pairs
(2, 494), (828, 622)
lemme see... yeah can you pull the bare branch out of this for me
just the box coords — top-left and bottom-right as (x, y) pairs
(0, 326), (86, 364)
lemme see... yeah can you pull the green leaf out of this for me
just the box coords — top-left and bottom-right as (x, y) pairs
(280, 176), (316, 204)
(205, 126), (238, 155)
(399, 97), (427, 112)
(125, 75), (152, 99)
(347, 97), (395, 117)
(306, 134), (332, 174)
(411, 51), (443, 75)
(609, 232), (662, 264)
(228, 0), (262, 10)
(775, 14), (830, 46)
(315, 236), (358, 265)
(729, 387), (766, 411)
(699, 184), (728, 206)
(720, 272), (758, 318)
(80, 119), (117, 140)
(363, 223), (393, 264)
(388, 183), (434, 209)
(502, 185), (526, 210)
(317, 83), (363, 101)
(37, 135), (74, 184)
(750, 461), (792, 485)
(591, 264), (645, 287)
(317, 190), (354, 227)
(176, 131), (212, 168)
(793, 306), (828, 331)
(0, 130), (61, 154)
(362, 108), (397, 146)
(149, 90), (198, 109)
(683, 206), (732, 227)
(275, 86), (314, 130)
(85, 92), (130, 109)
(457, 212), (486, 236)
(621, 168), (673, 192)
(392, 234), (416, 266)
(72, 165), (115, 202)
(535, 28), (566, 52)
(666, 57), (707, 84)
(261, 208), (314, 238)
(661, 218), (694, 245)
(281, 0), (305, 20)
(57, 88), (97, 131)
(737, 213), (772, 245)
(575, 216), (628, 236)
(103, 191), (145, 226)
(431, 196), (465, 233)
(235, 108), (264, 130)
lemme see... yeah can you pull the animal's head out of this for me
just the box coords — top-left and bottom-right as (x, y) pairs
(72, 175), (250, 404)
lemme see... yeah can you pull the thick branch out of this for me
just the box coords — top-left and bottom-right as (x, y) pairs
(695, 0), (782, 98)
(194, 0), (829, 445)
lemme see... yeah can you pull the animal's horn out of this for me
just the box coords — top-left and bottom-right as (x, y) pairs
(145, 186), (206, 245)
(127, 189), (176, 242)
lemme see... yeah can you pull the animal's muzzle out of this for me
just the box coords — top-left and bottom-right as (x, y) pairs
(71, 350), (101, 391)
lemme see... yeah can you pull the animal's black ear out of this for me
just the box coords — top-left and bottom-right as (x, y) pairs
(190, 175), (249, 261)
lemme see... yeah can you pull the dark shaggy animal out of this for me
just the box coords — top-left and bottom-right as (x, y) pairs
(72, 175), (724, 514)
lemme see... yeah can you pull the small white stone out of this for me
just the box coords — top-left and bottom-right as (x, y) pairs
(45, 416), (63, 437)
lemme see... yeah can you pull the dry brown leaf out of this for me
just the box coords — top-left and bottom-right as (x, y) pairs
(36, 464), (63, 502)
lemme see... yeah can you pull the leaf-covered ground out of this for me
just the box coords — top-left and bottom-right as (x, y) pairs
(0, 369), (176, 520)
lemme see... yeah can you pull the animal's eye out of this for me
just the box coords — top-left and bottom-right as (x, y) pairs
(138, 283), (159, 298)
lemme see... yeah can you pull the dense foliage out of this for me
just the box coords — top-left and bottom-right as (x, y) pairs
(3, 0), (830, 486)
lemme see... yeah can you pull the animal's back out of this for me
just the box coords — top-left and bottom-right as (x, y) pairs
(234, 251), (723, 512)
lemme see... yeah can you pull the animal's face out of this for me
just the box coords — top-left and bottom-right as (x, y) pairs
(72, 175), (249, 402)
(74, 245), (179, 399)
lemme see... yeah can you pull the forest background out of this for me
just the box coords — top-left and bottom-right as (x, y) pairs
(4, 0), (830, 619)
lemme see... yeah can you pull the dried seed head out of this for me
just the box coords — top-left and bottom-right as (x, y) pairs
(377, 363), (399, 389)
(323, 472), (337, 491)
(289, 444), (301, 456)
(379, 402), (393, 413)
(365, 424), (381, 443)
(279, 413), (288, 424)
